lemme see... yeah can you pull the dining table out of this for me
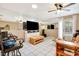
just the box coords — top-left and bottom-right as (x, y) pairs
(0, 38), (24, 56)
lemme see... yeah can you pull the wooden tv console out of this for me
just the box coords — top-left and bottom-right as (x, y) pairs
(56, 39), (79, 56)
(29, 36), (44, 45)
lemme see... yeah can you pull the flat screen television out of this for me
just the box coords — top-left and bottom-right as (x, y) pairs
(27, 21), (39, 30)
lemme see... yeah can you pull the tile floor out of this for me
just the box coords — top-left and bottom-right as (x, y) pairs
(0, 37), (56, 56)
(20, 37), (56, 56)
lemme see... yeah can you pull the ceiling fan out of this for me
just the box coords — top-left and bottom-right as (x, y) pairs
(48, 3), (76, 13)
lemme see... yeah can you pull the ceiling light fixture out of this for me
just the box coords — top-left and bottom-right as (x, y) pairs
(32, 4), (37, 9)
(56, 10), (63, 14)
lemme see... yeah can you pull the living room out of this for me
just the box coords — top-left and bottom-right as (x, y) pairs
(0, 3), (79, 56)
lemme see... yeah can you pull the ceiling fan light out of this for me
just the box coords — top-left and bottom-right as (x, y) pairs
(56, 10), (63, 14)
(57, 10), (61, 12)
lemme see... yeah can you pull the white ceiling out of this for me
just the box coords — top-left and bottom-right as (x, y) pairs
(0, 3), (79, 23)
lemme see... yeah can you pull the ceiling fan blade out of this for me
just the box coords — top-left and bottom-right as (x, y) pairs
(64, 3), (76, 8)
(62, 9), (70, 11)
(48, 10), (56, 13)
